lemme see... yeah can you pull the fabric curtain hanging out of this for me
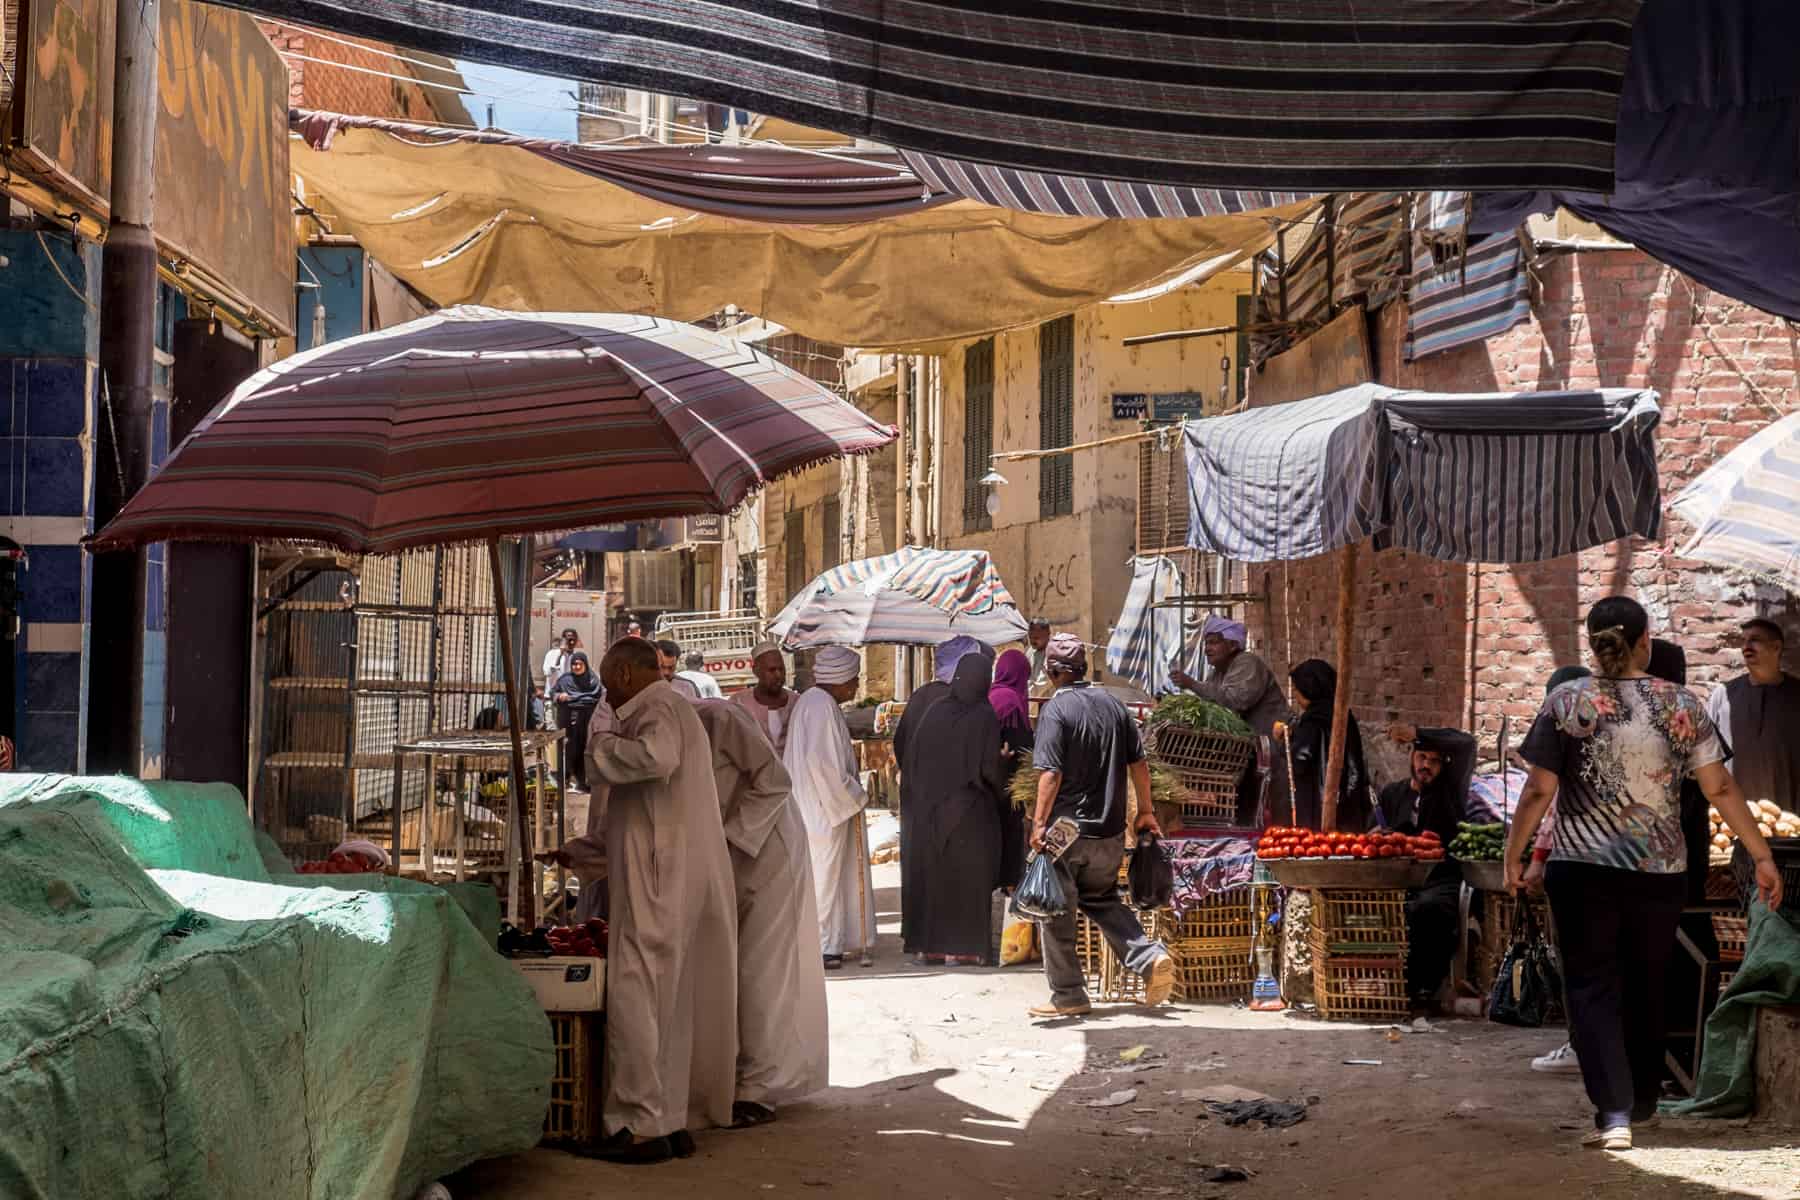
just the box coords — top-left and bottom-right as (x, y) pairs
(1105, 556), (1187, 697)
(219, 0), (1638, 200)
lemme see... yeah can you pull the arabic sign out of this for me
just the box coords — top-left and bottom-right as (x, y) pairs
(1112, 393), (1147, 420)
(14, 0), (294, 334)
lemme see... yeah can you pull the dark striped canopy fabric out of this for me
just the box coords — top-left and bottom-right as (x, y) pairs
(1183, 384), (1662, 565)
(220, 0), (1640, 196)
(293, 109), (951, 223)
(89, 308), (896, 554)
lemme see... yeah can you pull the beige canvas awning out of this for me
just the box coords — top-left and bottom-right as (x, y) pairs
(292, 129), (1316, 349)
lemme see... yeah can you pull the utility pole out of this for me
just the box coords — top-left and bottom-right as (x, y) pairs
(89, 0), (161, 774)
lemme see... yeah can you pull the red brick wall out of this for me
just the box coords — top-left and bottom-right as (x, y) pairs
(258, 23), (438, 119)
(1246, 251), (1800, 783)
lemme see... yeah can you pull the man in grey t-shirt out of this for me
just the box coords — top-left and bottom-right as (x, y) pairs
(1029, 633), (1173, 1018)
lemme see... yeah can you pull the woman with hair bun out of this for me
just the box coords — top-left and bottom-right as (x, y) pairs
(1504, 596), (1783, 1152)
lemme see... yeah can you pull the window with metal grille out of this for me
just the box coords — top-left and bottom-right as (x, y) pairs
(822, 497), (842, 570)
(1038, 315), (1075, 518)
(738, 553), (759, 613)
(784, 512), (807, 602)
(962, 338), (995, 533)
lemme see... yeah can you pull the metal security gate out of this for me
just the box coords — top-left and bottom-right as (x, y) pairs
(255, 545), (514, 867)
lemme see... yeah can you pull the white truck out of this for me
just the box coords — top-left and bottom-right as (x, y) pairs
(652, 609), (764, 693)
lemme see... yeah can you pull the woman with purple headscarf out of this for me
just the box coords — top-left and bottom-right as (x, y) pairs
(990, 649), (1035, 887)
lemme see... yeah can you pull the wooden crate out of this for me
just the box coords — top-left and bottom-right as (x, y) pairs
(1308, 888), (1408, 950)
(1171, 887), (1256, 942)
(1712, 914), (1748, 963)
(543, 1011), (602, 1145)
(1174, 937), (1253, 1003)
(1176, 778), (1240, 826)
(1313, 951), (1410, 1021)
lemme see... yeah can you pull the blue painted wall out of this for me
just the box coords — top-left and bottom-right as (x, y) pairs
(0, 228), (101, 771)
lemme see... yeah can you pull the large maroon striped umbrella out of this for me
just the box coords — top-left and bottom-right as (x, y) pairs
(90, 306), (894, 555)
(89, 307), (891, 918)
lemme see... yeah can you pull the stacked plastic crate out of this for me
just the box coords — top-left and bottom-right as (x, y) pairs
(1308, 889), (1410, 1020)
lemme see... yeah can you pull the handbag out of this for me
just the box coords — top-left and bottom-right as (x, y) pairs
(1127, 833), (1174, 911)
(1488, 903), (1563, 1028)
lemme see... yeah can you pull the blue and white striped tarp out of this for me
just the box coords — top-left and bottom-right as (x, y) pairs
(1183, 384), (1662, 564)
(1672, 410), (1800, 593)
(1404, 229), (1534, 362)
(1105, 557), (1187, 696)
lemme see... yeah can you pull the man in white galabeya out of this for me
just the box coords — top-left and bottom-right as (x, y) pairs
(784, 645), (876, 970)
(578, 637), (738, 1165)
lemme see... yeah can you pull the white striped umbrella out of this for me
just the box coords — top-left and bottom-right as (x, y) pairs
(1672, 410), (1800, 593)
(769, 546), (1029, 649)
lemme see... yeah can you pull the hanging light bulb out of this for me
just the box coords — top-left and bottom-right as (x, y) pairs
(985, 490), (1001, 517)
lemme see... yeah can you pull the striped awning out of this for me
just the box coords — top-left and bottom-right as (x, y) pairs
(1672, 411), (1800, 593)
(1183, 384), (1662, 564)
(218, 0), (1638, 199)
(770, 546), (1029, 649)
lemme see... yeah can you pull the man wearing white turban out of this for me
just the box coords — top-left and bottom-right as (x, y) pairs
(784, 646), (875, 968)
(1169, 615), (1287, 822)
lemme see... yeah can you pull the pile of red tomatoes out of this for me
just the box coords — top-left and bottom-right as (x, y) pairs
(1255, 827), (1446, 861)
(295, 852), (385, 875)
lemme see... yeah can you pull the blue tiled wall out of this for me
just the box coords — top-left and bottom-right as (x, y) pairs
(0, 228), (101, 771)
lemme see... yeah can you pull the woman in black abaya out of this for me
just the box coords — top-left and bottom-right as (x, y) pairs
(1285, 659), (1372, 831)
(902, 653), (1010, 964)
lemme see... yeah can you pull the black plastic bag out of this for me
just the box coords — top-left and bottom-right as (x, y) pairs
(1128, 834), (1174, 911)
(1011, 851), (1068, 922)
(1488, 904), (1563, 1028)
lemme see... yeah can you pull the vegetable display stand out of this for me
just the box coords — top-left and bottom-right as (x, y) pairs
(543, 1011), (603, 1145)
(1307, 887), (1409, 1020)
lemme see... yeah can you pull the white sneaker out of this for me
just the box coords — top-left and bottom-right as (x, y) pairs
(1531, 1042), (1581, 1074)
(1581, 1126), (1631, 1151)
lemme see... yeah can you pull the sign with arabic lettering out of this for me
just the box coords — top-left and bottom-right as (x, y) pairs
(15, 0), (294, 334)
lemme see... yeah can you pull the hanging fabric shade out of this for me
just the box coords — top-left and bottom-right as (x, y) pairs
(1180, 383), (1663, 566)
(216, 0), (1638, 198)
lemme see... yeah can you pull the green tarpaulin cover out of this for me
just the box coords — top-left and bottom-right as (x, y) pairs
(1672, 901), (1800, 1118)
(0, 774), (552, 1198)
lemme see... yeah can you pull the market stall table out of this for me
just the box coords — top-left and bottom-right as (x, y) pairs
(390, 729), (562, 921)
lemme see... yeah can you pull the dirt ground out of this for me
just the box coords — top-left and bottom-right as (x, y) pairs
(453, 865), (1800, 1200)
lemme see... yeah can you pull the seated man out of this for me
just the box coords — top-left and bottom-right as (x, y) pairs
(1381, 724), (1476, 1015)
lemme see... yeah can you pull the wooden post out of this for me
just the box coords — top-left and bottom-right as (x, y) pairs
(1322, 541), (1361, 832)
(488, 537), (535, 927)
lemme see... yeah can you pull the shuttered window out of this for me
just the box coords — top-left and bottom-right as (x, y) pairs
(962, 338), (995, 533)
(1038, 315), (1075, 518)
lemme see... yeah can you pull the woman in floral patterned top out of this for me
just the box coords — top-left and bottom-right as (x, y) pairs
(1506, 596), (1783, 1152)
